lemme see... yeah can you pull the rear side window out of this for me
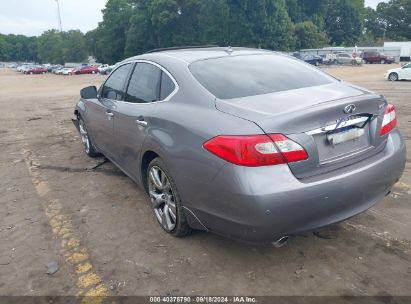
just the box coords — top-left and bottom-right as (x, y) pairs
(190, 54), (335, 99)
(160, 72), (176, 100)
(101, 63), (132, 100)
(125, 63), (161, 103)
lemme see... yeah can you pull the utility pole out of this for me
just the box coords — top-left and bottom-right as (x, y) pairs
(55, 0), (63, 32)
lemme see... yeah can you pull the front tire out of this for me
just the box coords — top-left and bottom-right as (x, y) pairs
(388, 72), (398, 81)
(147, 158), (191, 237)
(78, 117), (101, 157)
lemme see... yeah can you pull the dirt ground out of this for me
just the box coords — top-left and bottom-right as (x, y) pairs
(0, 64), (410, 298)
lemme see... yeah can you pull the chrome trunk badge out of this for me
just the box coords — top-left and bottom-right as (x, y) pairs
(344, 104), (356, 114)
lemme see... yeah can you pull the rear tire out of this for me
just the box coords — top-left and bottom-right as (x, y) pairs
(147, 157), (191, 237)
(388, 72), (398, 81)
(78, 117), (101, 157)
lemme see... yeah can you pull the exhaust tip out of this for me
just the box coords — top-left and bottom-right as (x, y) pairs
(272, 236), (289, 248)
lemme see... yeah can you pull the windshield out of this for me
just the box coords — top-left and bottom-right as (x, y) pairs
(189, 54), (335, 99)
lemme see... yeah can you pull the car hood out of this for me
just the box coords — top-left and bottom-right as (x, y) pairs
(386, 67), (401, 74)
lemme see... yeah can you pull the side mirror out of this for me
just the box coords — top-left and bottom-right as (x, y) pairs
(80, 86), (97, 99)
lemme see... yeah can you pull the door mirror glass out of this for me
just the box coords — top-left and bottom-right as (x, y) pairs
(80, 86), (98, 99)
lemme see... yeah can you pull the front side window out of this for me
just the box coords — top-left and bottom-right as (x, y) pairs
(190, 54), (334, 100)
(125, 63), (161, 103)
(101, 63), (132, 101)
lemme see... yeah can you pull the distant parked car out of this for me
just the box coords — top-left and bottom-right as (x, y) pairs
(7, 63), (18, 68)
(20, 65), (34, 73)
(334, 53), (362, 65)
(102, 63), (119, 75)
(363, 51), (394, 64)
(61, 68), (75, 75)
(52, 66), (64, 74)
(302, 55), (323, 66)
(73, 66), (99, 75)
(98, 64), (110, 74)
(48, 65), (63, 72)
(25, 66), (48, 74)
(17, 65), (28, 72)
(384, 62), (411, 81)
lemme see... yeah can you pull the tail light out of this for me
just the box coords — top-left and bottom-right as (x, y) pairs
(380, 104), (397, 136)
(203, 134), (308, 167)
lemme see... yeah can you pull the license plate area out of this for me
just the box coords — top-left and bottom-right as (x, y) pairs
(326, 127), (365, 145)
(315, 124), (371, 164)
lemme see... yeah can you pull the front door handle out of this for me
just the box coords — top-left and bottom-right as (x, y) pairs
(135, 118), (148, 127)
(106, 111), (114, 118)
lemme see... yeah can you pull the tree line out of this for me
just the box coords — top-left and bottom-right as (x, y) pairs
(0, 0), (410, 64)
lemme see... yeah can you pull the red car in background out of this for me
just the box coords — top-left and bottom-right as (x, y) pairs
(25, 66), (48, 75)
(363, 51), (395, 64)
(73, 66), (100, 75)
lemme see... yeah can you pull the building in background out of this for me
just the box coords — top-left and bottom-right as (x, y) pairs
(384, 42), (411, 61)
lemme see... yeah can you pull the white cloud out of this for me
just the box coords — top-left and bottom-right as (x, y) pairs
(364, 0), (388, 8)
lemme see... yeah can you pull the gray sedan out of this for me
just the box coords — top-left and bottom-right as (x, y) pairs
(73, 47), (406, 244)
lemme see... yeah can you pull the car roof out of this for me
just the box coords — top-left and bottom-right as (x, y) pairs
(124, 47), (276, 64)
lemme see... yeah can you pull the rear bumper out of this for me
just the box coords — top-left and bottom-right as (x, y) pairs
(182, 130), (406, 243)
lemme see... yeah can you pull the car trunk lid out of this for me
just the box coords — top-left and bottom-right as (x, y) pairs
(215, 82), (387, 179)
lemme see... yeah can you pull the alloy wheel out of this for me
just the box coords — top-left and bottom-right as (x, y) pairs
(78, 119), (90, 154)
(389, 73), (398, 81)
(148, 166), (177, 231)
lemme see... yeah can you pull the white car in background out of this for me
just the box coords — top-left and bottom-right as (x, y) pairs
(98, 64), (109, 74)
(60, 67), (75, 75)
(384, 62), (411, 81)
(334, 53), (362, 65)
(20, 65), (34, 73)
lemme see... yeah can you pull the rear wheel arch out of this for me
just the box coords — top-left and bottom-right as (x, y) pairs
(141, 150), (160, 193)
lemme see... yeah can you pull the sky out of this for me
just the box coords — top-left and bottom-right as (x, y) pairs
(0, 0), (107, 36)
(0, 0), (387, 37)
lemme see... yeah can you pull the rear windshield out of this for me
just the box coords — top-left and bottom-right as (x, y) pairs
(189, 54), (334, 99)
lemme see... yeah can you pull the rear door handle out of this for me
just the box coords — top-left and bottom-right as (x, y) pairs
(135, 118), (148, 127)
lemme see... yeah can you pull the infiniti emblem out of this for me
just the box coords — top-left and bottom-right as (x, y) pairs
(344, 104), (356, 114)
